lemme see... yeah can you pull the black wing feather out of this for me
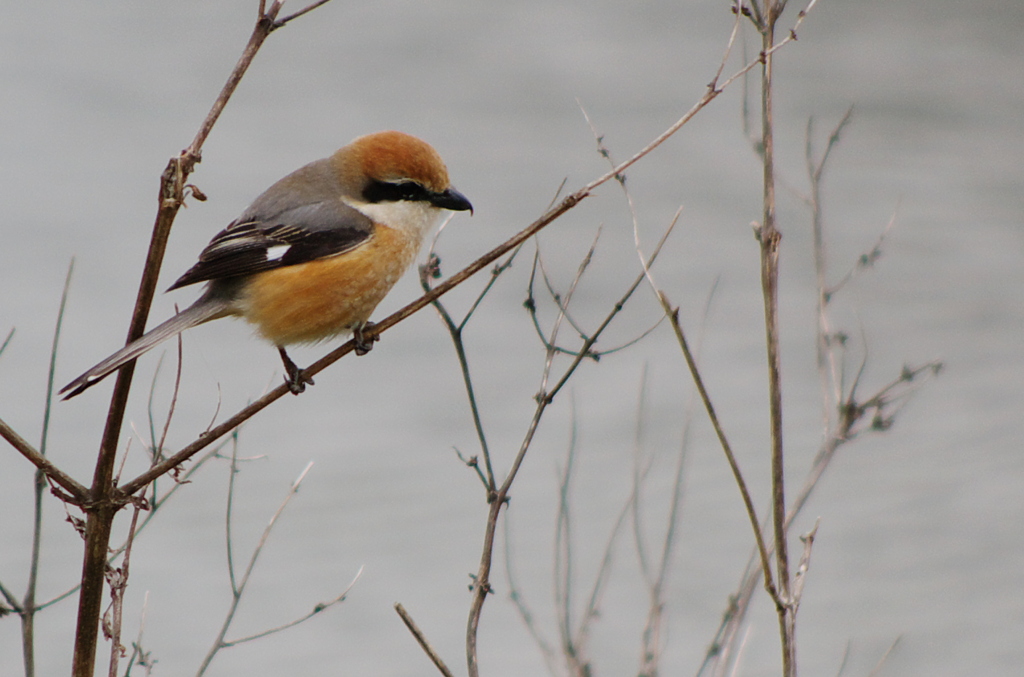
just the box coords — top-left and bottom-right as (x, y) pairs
(169, 199), (373, 290)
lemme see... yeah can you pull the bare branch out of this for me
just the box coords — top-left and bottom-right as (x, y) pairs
(195, 461), (316, 676)
(825, 204), (897, 300)
(790, 519), (820, 612)
(103, 501), (144, 677)
(394, 602), (456, 677)
(866, 636), (903, 677)
(20, 258), (75, 675)
(0, 326), (14, 359)
(420, 254), (498, 492)
(453, 446), (490, 492)
(503, 511), (562, 677)
(223, 567), (361, 646)
(274, 0), (333, 26)
(0, 416), (87, 502)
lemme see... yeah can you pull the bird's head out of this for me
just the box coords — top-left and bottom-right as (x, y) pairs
(333, 131), (473, 225)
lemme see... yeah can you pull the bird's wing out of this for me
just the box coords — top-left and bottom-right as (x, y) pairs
(168, 199), (374, 290)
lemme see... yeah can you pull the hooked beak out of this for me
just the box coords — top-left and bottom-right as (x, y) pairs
(431, 186), (473, 214)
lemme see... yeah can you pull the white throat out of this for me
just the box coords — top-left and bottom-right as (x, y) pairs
(345, 198), (443, 244)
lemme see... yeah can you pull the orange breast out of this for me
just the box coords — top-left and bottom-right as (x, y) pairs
(240, 225), (419, 346)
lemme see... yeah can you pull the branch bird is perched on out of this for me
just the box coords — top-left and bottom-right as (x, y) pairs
(61, 131), (472, 399)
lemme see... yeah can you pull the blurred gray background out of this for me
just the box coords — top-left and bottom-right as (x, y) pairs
(1, 1), (1021, 675)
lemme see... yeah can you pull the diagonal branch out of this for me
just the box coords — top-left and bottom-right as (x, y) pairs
(394, 602), (456, 677)
(0, 417), (87, 502)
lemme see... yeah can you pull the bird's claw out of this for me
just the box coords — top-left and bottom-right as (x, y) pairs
(353, 323), (379, 356)
(278, 346), (314, 395)
(284, 369), (314, 395)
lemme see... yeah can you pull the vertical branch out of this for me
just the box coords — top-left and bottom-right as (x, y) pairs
(419, 254), (502, 493)
(751, 1), (794, 674)
(466, 241), (593, 677)
(464, 223), (673, 675)
(466, 376), (553, 677)
(104, 501), (143, 677)
(807, 107), (854, 432)
(554, 398), (587, 676)
(20, 260), (75, 677)
(69, 3), (331, 676)
(807, 116), (833, 432)
(225, 433), (241, 595)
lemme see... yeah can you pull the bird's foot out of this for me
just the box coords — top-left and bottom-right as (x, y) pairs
(284, 369), (314, 395)
(353, 323), (379, 356)
(278, 347), (314, 395)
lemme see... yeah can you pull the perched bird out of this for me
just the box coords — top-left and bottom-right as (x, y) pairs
(61, 130), (472, 399)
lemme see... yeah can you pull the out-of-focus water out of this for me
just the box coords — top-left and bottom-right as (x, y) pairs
(1, 1), (1021, 676)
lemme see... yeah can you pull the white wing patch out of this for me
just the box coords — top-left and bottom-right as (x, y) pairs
(265, 245), (292, 262)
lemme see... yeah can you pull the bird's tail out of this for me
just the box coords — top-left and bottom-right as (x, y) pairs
(60, 298), (233, 400)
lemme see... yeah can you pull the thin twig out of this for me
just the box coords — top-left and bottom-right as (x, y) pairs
(0, 327), (14, 358)
(157, 332), (185, 465)
(467, 231), (588, 677)
(394, 602), (455, 677)
(554, 396), (590, 676)
(223, 567), (361, 646)
(466, 206), (676, 677)
(527, 235), (603, 360)
(122, 591), (153, 677)
(789, 519), (819, 613)
(824, 204), (897, 300)
(865, 636), (902, 677)
(631, 368), (654, 589)
(225, 433), (241, 595)
(420, 256), (498, 492)
(104, 500), (143, 677)
(0, 580), (21, 614)
(576, 494), (630, 654)
(503, 510), (562, 677)
(144, 354), (166, 497)
(807, 107), (855, 433)
(834, 641), (852, 677)
(537, 233), (600, 342)
(581, 112), (729, 676)
(700, 359), (941, 677)
(702, 5), (825, 674)
(185, 1), (286, 160)
(659, 296), (778, 605)
(195, 461), (315, 677)
(274, 0), (333, 26)
(636, 296), (709, 676)
(20, 258), (74, 677)
(453, 446), (490, 491)
(0, 417), (87, 502)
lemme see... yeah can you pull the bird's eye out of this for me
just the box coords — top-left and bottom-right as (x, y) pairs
(363, 180), (429, 204)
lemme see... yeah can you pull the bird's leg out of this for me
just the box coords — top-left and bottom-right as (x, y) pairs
(353, 322), (379, 356)
(278, 346), (314, 394)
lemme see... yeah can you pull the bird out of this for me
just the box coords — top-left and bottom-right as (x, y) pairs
(61, 130), (472, 399)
